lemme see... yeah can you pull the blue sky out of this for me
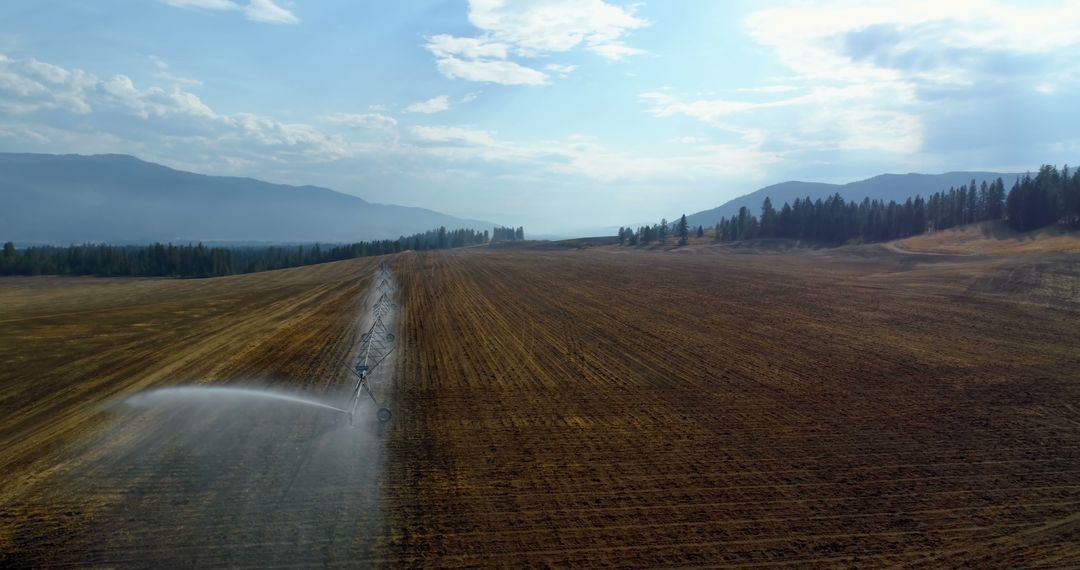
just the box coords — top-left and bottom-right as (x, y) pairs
(1, 0), (1078, 233)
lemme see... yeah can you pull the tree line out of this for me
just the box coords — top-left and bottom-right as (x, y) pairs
(616, 215), (703, 246)
(1006, 165), (1080, 231)
(492, 226), (525, 241)
(0, 226), (509, 277)
(618, 164), (1078, 246)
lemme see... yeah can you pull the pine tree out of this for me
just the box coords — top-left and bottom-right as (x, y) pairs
(760, 197), (777, 237)
(676, 214), (689, 246)
(1068, 167), (1080, 225)
(736, 207), (750, 240)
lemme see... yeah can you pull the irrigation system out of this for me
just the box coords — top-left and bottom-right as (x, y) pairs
(117, 265), (399, 429)
(344, 263), (397, 425)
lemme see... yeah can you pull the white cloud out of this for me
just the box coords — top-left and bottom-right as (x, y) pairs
(0, 53), (350, 160)
(425, 34), (509, 60)
(404, 95), (451, 114)
(148, 55), (169, 71)
(0, 54), (94, 114)
(435, 56), (548, 86)
(744, 0), (1080, 87)
(244, 0), (298, 24)
(587, 42), (643, 60)
(24, 59), (71, 84)
(688, 0), (1080, 159)
(640, 91), (798, 122)
(544, 63), (578, 77)
(323, 112), (397, 130)
(160, 0), (297, 25)
(423, 34), (537, 85)
(411, 125), (497, 146)
(641, 84), (924, 155)
(99, 74), (215, 119)
(147, 55), (203, 87)
(221, 113), (349, 157)
(778, 102), (924, 154)
(426, 0), (647, 86)
(468, 0), (648, 60)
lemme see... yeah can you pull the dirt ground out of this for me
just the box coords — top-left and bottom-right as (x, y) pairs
(2, 243), (1078, 567)
(894, 221), (1080, 255)
(0, 259), (386, 566)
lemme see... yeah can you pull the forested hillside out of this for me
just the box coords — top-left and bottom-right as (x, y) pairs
(623, 165), (1078, 246)
(682, 171), (1021, 229)
(0, 227), (498, 278)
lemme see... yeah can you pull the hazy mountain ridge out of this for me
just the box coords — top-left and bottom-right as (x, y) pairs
(683, 171), (1027, 229)
(0, 153), (492, 244)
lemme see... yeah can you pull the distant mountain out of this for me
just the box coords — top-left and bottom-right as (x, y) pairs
(684, 171), (1025, 229)
(0, 153), (492, 244)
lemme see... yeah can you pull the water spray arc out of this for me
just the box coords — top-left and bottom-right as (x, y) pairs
(344, 262), (397, 425)
(123, 386), (351, 414)
(119, 263), (400, 425)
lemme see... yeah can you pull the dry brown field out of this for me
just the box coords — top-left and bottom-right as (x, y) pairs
(894, 221), (1080, 255)
(2, 240), (1079, 567)
(0, 260), (382, 566)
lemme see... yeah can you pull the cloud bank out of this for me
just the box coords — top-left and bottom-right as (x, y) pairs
(425, 0), (648, 86)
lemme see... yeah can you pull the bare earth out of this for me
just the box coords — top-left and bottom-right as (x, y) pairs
(1, 239), (1078, 567)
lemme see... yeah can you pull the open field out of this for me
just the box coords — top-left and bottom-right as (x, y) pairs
(383, 247), (1080, 567)
(2, 241), (1079, 567)
(0, 260), (385, 566)
(894, 221), (1080, 256)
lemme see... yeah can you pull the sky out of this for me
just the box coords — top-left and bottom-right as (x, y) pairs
(1, 0), (1078, 233)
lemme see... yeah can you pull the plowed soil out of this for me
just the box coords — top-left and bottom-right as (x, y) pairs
(0, 260), (384, 566)
(2, 244), (1079, 567)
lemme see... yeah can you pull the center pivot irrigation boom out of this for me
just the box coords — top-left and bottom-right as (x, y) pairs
(372, 293), (396, 320)
(345, 315), (395, 425)
(346, 348), (394, 424)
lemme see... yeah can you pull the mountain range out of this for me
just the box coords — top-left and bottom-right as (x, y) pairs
(0, 153), (1047, 244)
(0, 153), (490, 244)
(682, 171), (1027, 229)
